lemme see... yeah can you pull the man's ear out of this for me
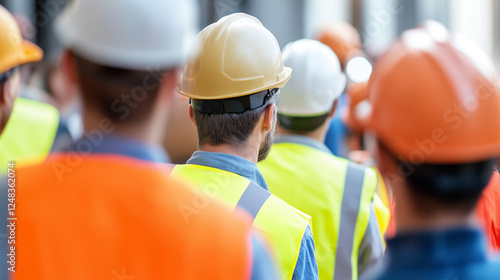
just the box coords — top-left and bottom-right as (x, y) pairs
(0, 82), (7, 104)
(1, 71), (20, 106)
(328, 99), (339, 118)
(61, 50), (79, 87)
(188, 104), (197, 128)
(262, 103), (276, 132)
(157, 68), (179, 102)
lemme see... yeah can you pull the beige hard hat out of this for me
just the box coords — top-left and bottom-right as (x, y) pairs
(178, 13), (291, 100)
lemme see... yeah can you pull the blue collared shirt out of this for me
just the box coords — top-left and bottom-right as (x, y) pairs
(0, 134), (277, 280)
(63, 133), (170, 163)
(370, 227), (500, 280)
(187, 150), (319, 280)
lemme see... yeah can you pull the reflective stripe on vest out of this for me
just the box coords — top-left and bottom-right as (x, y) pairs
(236, 181), (271, 221)
(258, 142), (383, 280)
(0, 97), (59, 170)
(170, 164), (311, 280)
(334, 162), (365, 280)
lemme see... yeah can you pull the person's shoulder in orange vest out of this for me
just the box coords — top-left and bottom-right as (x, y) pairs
(477, 169), (500, 251)
(12, 154), (274, 279)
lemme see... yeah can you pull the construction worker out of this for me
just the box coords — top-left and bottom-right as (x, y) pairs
(258, 39), (387, 280)
(1, 1), (278, 279)
(0, 5), (42, 134)
(367, 21), (500, 279)
(172, 13), (318, 280)
(317, 22), (363, 158)
(0, 5), (58, 169)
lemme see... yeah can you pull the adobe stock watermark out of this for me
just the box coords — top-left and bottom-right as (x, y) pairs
(178, 172), (232, 224)
(33, 0), (68, 28)
(51, 65), (170, 182)
(363, 0), (404, 40)
(111, 267), (135, 280)
(213, 0), (242, 17)
(381, 79), (499, 186)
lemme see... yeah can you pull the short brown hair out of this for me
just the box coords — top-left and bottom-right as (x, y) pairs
(193, 92), (279, 147)
(72, 52), (171, 123)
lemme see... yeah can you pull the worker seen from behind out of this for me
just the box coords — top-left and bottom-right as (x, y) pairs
(0, 5), (58, 169)
(0, 6), (42, 135)
(3, 1), (277, 279)
(367, 21), (500, 279)
(258, 39), (388, 280)
(0, 5), (43, 278)
(171, 13), (318, 280)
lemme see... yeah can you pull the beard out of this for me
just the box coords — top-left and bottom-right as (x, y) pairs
(257, 107), (277, 162)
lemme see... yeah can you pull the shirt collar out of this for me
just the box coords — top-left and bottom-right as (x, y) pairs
(274, 134), (332, 154)
(187, 151), (269, 191)
(384, 227), (488, 270)
(65, 133), (170, 163)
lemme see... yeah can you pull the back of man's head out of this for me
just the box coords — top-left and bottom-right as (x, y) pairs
(368, 21), (500, 217)
(54, 0), (196, 123)
(277, 39), (345, 133)
(178, 13), (291, 160)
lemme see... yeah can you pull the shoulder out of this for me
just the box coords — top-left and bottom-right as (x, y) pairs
(266, 192), (311, 228)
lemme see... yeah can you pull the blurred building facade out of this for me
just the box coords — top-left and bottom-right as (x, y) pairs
(1, 0), (498, 73)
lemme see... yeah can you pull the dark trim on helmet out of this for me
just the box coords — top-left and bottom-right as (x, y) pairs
(278, 112), (329, 132)
(190, 88), (279, 114)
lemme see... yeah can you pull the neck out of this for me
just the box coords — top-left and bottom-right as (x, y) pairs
(396, 212), (477, 234)
(276, 120), (329, 143)
(82, 106), (167, 146)
(199, 142), (259, 164)
(394, 189), (478, 233)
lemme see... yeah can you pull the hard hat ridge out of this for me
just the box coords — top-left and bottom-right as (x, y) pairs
(178, 13), (291, 100)
(55, 0), (192, 70)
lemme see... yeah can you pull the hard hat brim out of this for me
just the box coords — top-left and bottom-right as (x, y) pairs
(178, 67), (292, 100)
(20, 40), (43, 64)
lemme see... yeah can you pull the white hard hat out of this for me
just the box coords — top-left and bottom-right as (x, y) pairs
(55, 0), (197, 70)
(279, 39), (346, 116)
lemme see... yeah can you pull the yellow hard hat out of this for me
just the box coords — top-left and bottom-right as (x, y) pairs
(178, 13), (291, 100)
(0, 5), (42, 74)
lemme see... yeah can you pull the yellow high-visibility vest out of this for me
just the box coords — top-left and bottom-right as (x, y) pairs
(0, 97), (59, 170)
(170, 164), (311, 280)
(258, 142), (389, 280)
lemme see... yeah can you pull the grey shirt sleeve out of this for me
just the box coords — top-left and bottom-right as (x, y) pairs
(358, 203), (385, 279)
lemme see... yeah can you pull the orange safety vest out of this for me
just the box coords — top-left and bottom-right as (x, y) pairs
(15, 154), (252, 279)
(477, 170), (500, 251)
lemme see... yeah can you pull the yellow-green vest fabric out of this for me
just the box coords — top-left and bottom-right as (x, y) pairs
(0, 98), (59, 171)
(170, 164), (311, 280)
(258, 142), (383, 280)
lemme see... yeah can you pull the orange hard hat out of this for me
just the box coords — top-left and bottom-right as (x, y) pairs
(0, 5), (42, 73)
(317, 21), (361, 68)
(368, 21), (500, 164)
(342, 81), (369, 133)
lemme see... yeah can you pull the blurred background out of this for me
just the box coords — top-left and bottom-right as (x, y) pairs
(1, 0), (499, 67)
(2, 0), (499, 163)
